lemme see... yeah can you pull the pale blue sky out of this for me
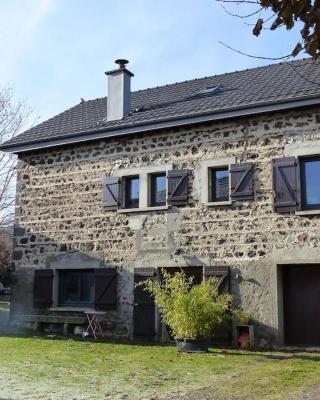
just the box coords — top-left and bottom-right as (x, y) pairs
(0, 0), (303, 123)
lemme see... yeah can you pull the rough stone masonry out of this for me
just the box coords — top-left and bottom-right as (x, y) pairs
(10, 106), (320, 345)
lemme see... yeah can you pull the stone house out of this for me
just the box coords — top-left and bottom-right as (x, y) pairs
(1, 58), (320, 346)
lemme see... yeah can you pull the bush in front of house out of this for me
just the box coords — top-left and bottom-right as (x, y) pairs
(139, 270), (233, 348)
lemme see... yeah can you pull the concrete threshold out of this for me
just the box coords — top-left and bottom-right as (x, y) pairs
(272, 345), (320, 353)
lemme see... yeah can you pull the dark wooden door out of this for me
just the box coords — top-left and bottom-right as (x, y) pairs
(283, 265), (320, 346)
(133, 268), (156, 340)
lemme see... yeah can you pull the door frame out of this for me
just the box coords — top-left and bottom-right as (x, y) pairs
(280, 264), (320, 346)
(273, 248), (320, 345)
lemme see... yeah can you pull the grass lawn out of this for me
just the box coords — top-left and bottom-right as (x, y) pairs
(0, 332), (320, 400)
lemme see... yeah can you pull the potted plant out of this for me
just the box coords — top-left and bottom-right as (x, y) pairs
(234, 309), (255, 348)
(138, 270), (233, 353)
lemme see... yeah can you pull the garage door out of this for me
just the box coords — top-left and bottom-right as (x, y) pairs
(283, 265), (320, 346)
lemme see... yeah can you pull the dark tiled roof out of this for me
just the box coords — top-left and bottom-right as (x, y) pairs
(2, 58), (320, 149)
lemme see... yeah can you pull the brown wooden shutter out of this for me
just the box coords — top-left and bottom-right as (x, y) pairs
(102, 177), (120, 210)
(230, 163), (254, 201)
(203, 266), (229, 294)
(167, 169), (189, 206)
(95, 268), (117, 310)
(34, 269), (53, 308)
(272, 157), (300, 213)
(133, 268), (156, 339)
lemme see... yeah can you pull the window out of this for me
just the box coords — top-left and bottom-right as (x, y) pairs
(111, 164), (172, 211)
(198, 85), (221, 95)
(210, 167), (229, 202)
(124, 176), (139, 209)
(301, 157), (320, 210)
(59, 270), (94, 307)
(150, 173), (167, 207)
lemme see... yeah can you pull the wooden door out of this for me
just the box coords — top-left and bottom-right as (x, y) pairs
(133, 268), (156, 340)
(283, 265), (320, 346)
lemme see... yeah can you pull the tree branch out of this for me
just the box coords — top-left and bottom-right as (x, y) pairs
(218, 41), (293, 60)
(0, 87), (33, 228)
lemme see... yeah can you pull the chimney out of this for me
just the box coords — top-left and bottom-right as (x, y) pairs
(105, 59), (134, 121)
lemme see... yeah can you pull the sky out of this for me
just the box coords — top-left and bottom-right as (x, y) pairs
(0, 0), (304, 124)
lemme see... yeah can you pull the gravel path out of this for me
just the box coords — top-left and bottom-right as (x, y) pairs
(158, 388), (246, 400)
(157, 386), (320, 400)
(291, 386), (320, 400)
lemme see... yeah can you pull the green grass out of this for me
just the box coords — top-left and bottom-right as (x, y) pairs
(0, 334), (319, 400)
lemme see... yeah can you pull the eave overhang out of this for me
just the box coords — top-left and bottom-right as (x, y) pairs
(1, 95), (320, 154)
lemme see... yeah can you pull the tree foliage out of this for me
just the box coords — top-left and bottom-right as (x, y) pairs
(139, 270), (233, 340)
(218, 0), (320, 59)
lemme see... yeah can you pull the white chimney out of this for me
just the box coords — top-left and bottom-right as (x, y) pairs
(105, 59), (134, 121)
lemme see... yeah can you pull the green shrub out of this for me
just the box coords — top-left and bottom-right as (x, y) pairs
(139, 270), (233, 340)
(233, 308), (254, 325)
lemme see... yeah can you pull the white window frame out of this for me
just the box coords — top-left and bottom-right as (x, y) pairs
(199, 157), (235, 206)
(285, 142), (320, 216)
(113, 163), (172, 213)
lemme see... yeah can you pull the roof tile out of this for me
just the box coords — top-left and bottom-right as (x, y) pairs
(2, 58), (320, 149)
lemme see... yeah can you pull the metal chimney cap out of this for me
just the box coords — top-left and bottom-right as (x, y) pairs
(115, 59), (129, 69)
(105, 59), (134, 77)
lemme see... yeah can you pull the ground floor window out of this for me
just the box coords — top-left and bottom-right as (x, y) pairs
(59, 270), (94, 307)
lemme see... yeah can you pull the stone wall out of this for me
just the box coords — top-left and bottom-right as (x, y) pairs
(11, 106), (320, 344)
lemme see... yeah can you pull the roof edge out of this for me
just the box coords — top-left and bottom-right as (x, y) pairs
(2, 95), (320, 154)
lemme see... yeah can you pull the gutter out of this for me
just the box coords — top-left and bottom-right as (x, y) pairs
(1, 95), (320, 154)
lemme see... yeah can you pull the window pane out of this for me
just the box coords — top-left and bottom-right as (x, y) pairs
(61, 272), (80, 303)
(81, 272), (95, 303)
(125, 176), (139, 208)
(212, 168), (229, 202)
(302, 158), (320, 209)
(59, 270), (94, 307)
(151, 174), (166, 206)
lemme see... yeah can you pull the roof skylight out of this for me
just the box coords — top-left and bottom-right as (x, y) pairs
(199, 85), (221, 95)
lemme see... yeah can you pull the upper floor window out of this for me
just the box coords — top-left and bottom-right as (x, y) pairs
(209, 167), (229, 202)
(301, 157), (320, 211)
(124, 175), (140, 209)
(150, 173), (167, 207)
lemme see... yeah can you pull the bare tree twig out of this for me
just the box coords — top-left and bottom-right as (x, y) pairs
(215, 0), (260, 4)
(220, 3), (263, 18)
(0, 87), (32, 228)
(218, 41), (293, 60)
(215, 0), (320, 59)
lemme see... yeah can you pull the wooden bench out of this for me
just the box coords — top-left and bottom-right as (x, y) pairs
(19, 314), (87, 335)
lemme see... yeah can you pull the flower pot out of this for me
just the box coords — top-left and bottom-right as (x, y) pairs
(176, 339), (209, 353)
(235, 325), (254, 348)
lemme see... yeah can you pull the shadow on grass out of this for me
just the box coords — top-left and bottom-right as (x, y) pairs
(1, 323), (320, 363)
